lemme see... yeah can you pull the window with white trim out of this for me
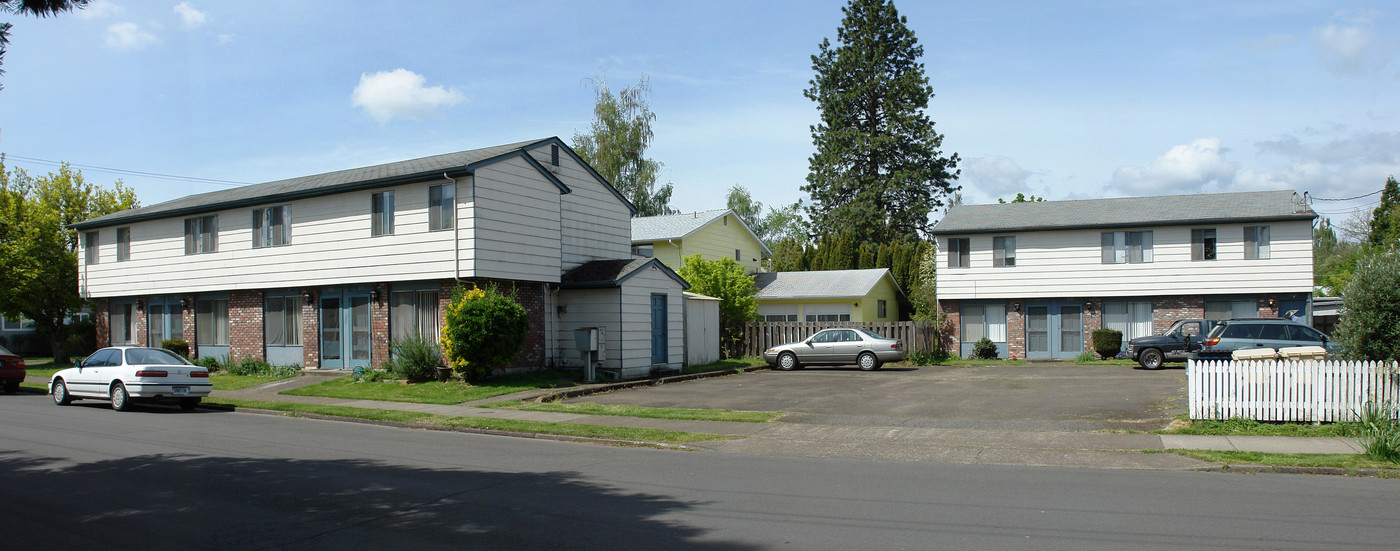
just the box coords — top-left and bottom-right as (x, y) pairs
(252, 205), (291, 248)
(184, 215), (218, 255)
(116, 227), (131, 261)
(1191, 228), (1216, 261)
(429, 184), (454, 231)
(1101, 231), (1153, 264)
(993, 236), (1016, 267)
(1244, 226), (1270, 260)
(84, 231), (99, 264)
(947, 238), (969, 268)
(371, 191), (394, 236)
(631, 244), (653, 257)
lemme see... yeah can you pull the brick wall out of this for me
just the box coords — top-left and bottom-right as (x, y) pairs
(1082, 298), (1100, 354)
(1154, 295), (1203, 334)
(371, 283), (390, 365)
(939, 301), (960, 356)
(451, 278), (548, 368)
(1006, 300), (1025, 359)
(301, 291), (319, 368)
(229, 290), (264, 361)
(133, 300), (149, 346)
(93, 298), (110, 348)
(182, 295), (198, 357)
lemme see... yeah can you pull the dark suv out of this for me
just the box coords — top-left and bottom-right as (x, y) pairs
(1193, 318), (1338, 360)
(1128, 319), (1209, 369)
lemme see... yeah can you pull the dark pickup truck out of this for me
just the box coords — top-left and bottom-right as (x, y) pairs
(1127, 319), (1210, 370)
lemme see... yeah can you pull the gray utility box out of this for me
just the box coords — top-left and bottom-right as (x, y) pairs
(574, 327), (598, 351)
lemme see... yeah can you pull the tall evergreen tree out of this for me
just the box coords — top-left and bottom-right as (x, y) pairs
(803, 0), (959, 244)
(1368, 176), (1400, 248)
(572, 75), (675, 217)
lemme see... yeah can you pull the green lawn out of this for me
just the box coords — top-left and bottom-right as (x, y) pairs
(486, 400), (781, 423)
(282, 371), (576, 404)
(203, 397), (728, 444)
(1158, 416), (1358, 438)
(211, 374), (298, 391)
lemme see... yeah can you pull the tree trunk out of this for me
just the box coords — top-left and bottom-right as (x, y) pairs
(47, 331), (69, 365)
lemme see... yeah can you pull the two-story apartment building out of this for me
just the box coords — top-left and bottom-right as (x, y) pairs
(931, 190), (1316, 359)
(70, 138), (688, 376)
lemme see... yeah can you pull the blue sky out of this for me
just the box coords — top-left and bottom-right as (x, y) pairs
(1, 1), (1396, 228)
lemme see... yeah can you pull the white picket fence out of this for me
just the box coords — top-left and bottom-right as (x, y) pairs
(1188, 359), (1400, 422)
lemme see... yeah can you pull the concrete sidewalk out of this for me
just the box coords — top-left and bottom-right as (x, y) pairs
(197, 372), (1368, 471)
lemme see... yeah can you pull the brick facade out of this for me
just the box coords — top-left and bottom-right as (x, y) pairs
(93, 298), (110, 348)
(228, 290), (264, 362)
(301, 291), (319, 368)
(182, 295), (198, 357)
(371, 283), (390, 364)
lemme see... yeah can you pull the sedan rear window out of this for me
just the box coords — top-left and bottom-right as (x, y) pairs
(1219, 324), (1262, 339)
(0, 344), (11, 355)
(857, 329), (886, 340)
(124, 348), (191, 366)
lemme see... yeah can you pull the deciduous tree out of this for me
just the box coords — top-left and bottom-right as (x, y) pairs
(1, 1), (88, 90)
(572, 75), (675, 217)
(677, 255), (757, 357)
(1367, 176), (1400, 248)
(1333, 248), (1400, 362)
(803, 0), (959, 244)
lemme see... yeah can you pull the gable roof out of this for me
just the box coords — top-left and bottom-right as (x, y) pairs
(631, 208), (773, 255)
(559, 257), (689, 290)
(72, 137), (636, 230)
(753, 268), (900, 300)
(930, 190), (1316, 235)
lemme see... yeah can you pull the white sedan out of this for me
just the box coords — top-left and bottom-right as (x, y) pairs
(50, 346), (212, 411)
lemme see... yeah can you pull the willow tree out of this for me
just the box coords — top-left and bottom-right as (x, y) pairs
(572, 75), (675, 217)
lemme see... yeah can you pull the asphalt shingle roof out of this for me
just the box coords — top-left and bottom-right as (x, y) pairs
(72, 138), (556, 229)
(630, 209), (732, 242)
(560, 258), (689, 290)
(930, 190), (1316, 235)
(753, 268), (897, 300)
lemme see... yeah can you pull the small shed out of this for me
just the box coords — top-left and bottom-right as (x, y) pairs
(683, 292), (721, 366)
(558, 258), (689, 379)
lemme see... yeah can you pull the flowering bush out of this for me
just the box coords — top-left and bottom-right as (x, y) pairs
(440, 284), (529, 382)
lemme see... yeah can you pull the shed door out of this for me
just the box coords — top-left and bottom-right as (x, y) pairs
(651, 294), (668, 365)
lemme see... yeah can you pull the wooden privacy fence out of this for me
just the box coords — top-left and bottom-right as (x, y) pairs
(732, 321), (941, 358)
(1188, 359), (1400, 422)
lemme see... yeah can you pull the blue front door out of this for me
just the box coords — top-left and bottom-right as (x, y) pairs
(651, 294), (668, 365)
(319, 287), (372, 370)
(1026, 303), (1084, 360)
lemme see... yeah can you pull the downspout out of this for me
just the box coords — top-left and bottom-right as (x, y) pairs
(445, 172), (459, 281)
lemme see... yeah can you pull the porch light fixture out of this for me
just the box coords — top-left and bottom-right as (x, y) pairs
(371, 288), (382, 303)
(180, 297), (191, 309)
(1012, 302), (1021, 313)
(302, 290), (314, 305)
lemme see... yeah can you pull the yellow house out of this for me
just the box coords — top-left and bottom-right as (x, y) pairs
(753, 269), (904, 322)
(631, 209), (770, 274)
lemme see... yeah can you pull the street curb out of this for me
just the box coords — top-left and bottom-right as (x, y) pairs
(1211, 464), (1394, 478)
(207, 403), (705, 450)
(531, 365), (772, 403)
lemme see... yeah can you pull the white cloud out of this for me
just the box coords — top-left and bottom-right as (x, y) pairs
(961, 155), (1031, 199)
(76, 0), (122, 20)
(173, 2), (207, 30)
(1248, 131), (1400, 200)
(104, 22), (161, 51)
(1312, 24), (1391, 75)
(1111, 138), (1238, 195)
(351, 69), (465, 123)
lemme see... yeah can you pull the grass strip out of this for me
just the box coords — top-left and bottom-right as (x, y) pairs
(1168, 449), (1400, 471)
(486, 400), (781, 423)
(203, 397), (729, 444)
(683, 358), (767, 374)
(211, 374), (297, 391)
(282, 372), (575, 404)
(1159, 416), (1358, 437)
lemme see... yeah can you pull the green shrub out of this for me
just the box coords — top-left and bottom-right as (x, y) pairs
(223, 356), (299, 377)
(907, 349), (946, 365)
(440, 284), (529, 382)
(1092, 329), (1123, 359)
(972, 337), (998, 360)
(192, 355), (224, 372)
(64, 319), (97, 358)
(1355, 399), (1400, 462)
(1334, 249), (1400, 361)
(384, 332), (444, 383)
(1075, 351), (1097, 363)
(161, 339), (190, 357)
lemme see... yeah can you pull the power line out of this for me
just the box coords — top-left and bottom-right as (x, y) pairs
(1308, 189), (1383, 202)
(2, 154), (254, 187)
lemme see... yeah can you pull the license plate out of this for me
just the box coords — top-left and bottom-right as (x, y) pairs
(172, 386), (189, 396)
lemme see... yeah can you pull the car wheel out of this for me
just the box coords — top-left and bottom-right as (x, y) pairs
(858, 352), (879, 371)
(778, 353), (798, 371)
(2, 381), (16, 394)
(110, 382), (132, 412)
(52, 379), (72, 405)
(1139, 348), (1164, 370)
(178, 397), (201, 411)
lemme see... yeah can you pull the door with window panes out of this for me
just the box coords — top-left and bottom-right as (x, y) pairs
(1025, 302), (1084, 360)
(319, 287), (372, 370)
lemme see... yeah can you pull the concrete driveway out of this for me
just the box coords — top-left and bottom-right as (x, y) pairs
(570, 363), (1188, 432)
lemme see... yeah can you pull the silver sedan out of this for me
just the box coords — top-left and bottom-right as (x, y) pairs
(763, 328), (905, 371)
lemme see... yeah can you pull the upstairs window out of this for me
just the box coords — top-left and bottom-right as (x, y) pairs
(184, 215), (218, 255)
(428, 184), (454, 231)
(947, 238), (970, 268)
(550, 144), (560, 167)
(252, 205), (291, 248)
(1244, 226), (1270, 260)
(116, 227), (131, 262)
(735, 249), (741, 261)
(1102, 231), (1153, 264)
(84, 231), (99, 264)
(371, 191), (395, 236)
(993, 236), (1016, 267)
(632, 244), (653, 258)
(1191, 228), (1217, 261)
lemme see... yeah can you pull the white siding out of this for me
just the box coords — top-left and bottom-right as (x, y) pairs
(526, 146), (632, 270)
(619, 265), (685, 377)
(556, 288), (622, 371)
(937, 220), (1314, 300)
(471, 158), (563, 282)
(81, 184), (467, 297)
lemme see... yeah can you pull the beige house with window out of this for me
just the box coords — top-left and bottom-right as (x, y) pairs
(630, 209), (770, 274)
(753, 268), (903, 323)
(932, 190), (1317, 359)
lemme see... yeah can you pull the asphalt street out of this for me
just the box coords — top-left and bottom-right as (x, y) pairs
(3, 393), (1399, 550)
